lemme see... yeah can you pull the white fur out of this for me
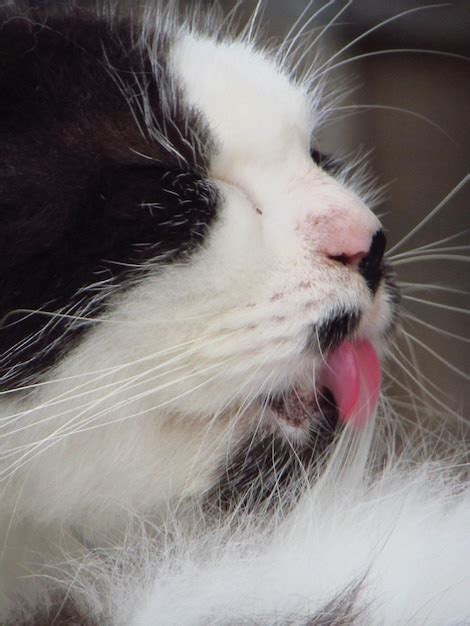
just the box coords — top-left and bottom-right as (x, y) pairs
(17, 431), (468, 624)
(132, 462), (470, 625)
(0, 7), (468, 624)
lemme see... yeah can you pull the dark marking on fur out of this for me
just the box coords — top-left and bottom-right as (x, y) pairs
(207, 391), (340, 512)
(310, 148), (344, 176)
(0, 7), (218, 390)
(8, 592), (99, 626)
(306, 309), (361, 354)
(359, 229), (386, 294)
(303, 579), (366, 625)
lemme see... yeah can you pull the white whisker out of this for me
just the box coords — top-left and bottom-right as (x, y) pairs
(393, 254), (470, 266)
(390, 241), (470, 261)
(399, 282), (470, 296)
(403, 295), (470, 315)
(0, 365), (233, 483)
(401, 329), (470, 382)
(386, 352), (465, 423)
(277, 0), (320, 63)
(310, 4), (450, 80)
(402, 311), (470, 344)
(388, 175), (470, 254)
(290, 0), (352, 76)
(0, 332), (232, 413)
(315, 47), (470, 81)
(326, 104), (455, 143)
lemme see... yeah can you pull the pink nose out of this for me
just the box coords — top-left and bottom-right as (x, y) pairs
(328, 250), (367, 269)
(327, 229), (387, 293)
(319, 219), (376, 264)
(313, 203), (383, 269)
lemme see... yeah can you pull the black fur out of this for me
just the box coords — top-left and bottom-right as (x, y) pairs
(0, 7), (218, 390)
(358, 229), (386, 294)
(310, 148), (344, 176)
(306, 309), (361, 354)
(303, 580), (366, 626)
(207, 391), (340, 512)
(10, 595), (98, 626)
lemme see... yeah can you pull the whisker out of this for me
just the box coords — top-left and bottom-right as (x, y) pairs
(403, 295), (470, 316)
(0, 333), (222, 398)
(215, 346), (283, 474)
(381, 373), (445, 421)
(386, 353), (465, 423)
(290, 0), (353, 76)
(401, 329), (470, 382)
(0, 348), (237, 466)
(315, 47), (470, 82)
(0, 465), (33, 562)
(392, 245), (470, 258)
(390, 242), (470, 261)
(387, 174), (470, 255)
(0, 331), (234, 416)
(399, 282), (470, 296)
(0, 329), (241, 440)
(277, 0), (329, 65)
(398, 334), (428, 417)
(241, 0), (265, 43)
(0, 360), (193, 439)
(309, 4), (451, 80)
(215, 0), (246, 36)
(393, 254), (470, 266)
(325, 104), (455, 143)
(391, 341), (448, 396)
(0, 365), (233, 483)
(403, 229), (470, 252)
(402, 311), (470, 344)
(177, 347), (281, 503)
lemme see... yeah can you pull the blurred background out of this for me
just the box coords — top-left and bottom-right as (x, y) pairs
(214, 0), (470, 424)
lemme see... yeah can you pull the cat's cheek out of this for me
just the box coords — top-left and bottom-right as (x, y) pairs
(193, 184), (269, 295)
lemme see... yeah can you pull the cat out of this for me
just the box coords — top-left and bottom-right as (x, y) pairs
(0, 2), (468, 624)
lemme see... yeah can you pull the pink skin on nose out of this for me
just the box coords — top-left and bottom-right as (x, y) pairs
(304, 205), (381, 263)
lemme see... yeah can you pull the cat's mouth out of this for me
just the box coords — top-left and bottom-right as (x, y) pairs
(266, 339), (382, 430)
(265, 386), (337, 430)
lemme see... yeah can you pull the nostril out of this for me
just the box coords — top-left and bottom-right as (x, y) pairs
(328, 229), (386, 294)
(329, 251), (367, 269)
(358, 229), (387, 293)
(348, 251), (367, 269)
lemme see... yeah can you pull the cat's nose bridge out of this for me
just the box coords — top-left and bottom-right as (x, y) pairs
(280, 161), (382, 259)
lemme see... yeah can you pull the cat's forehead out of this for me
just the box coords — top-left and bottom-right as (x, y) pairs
(171, 34), (314, 168)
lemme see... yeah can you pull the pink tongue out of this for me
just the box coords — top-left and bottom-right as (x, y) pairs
(320, 340), (381, 428)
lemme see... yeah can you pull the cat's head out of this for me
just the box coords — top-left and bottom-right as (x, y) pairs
(1, 7), (399, 515)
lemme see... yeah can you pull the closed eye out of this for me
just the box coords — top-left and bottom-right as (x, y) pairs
(310, 148), (343, 176)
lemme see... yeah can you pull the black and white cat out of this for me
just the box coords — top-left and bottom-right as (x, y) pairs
(0, 2), (468, 624)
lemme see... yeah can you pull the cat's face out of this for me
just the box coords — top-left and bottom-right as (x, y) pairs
(118, 34), (399, 435)
(0, 10), (399, 516)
